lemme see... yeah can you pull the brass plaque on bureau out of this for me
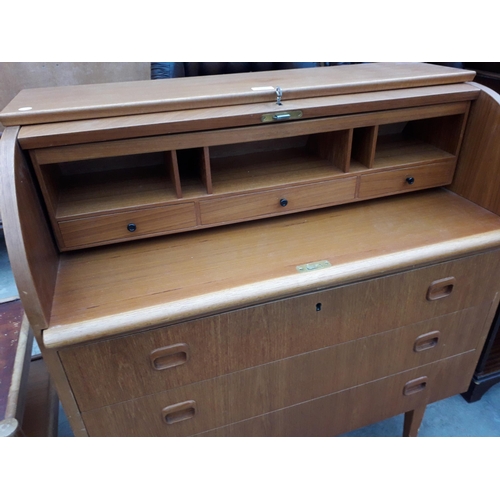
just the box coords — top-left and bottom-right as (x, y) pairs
(296, 260), (332, 273)
(261, 110), (303, 122)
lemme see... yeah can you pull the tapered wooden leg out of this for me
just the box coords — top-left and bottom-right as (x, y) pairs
(403, 404), (427, 437)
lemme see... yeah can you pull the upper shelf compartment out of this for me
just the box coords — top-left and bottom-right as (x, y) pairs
(374, 113), (466, 168)
(53, 152), (179, 219)
(209, 131), (352, 195)
(28, 101), (471, 251)
(351, 112), (467, 171)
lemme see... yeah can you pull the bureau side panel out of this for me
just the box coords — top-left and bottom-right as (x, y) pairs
(0, 128), (88, 436)
(0, 128), (58, 330)
(450, 84), (500, 215)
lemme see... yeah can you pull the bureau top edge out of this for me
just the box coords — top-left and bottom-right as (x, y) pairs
(16, 83), (479, 150)
(1, 63), (475, 129)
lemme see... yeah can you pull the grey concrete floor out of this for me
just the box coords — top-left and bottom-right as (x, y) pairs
(1, 231), (499, 437)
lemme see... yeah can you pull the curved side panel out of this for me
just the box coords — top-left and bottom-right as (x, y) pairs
(450, 83), (500, 215)
(0, 127), (59, 331)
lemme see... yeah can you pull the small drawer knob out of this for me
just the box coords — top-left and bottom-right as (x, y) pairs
(280, 198), (288, 207)
(406, 177), (415, 185)
(127, 223), (136, 232)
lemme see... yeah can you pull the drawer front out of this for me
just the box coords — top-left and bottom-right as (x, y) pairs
(198, 351), (476, 437)
(199, 177), (356, 225)
(61, 301), (490, 413)
(358, 159), (455, 199)
(59, 202), (197, 249)
(61, 250), (500, 412)
(81, 350), (477, 437)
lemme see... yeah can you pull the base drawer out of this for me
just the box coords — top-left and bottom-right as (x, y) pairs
(59, 202), (197, 249)
(197, 351), (476, 437)
(80, 330), (478, 437)
(60, 249), (500, 412)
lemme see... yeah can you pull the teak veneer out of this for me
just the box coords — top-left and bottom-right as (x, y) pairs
(1, 63), (500, 437)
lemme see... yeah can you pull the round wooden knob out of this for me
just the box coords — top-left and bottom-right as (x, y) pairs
(280, 198), (288, 207)
(127, 223), (137, 232)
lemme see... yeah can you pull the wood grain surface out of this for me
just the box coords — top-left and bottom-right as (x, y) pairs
(43, 189), (500, 348)
(195, 351), (475, 437)
(60, 303), (491, 412)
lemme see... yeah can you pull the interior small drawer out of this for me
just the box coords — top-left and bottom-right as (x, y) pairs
(358, 159), (456, 200)
(80, 349), (476, 437)
(199, 177), (356, 226)
(58, 203), (197, 250)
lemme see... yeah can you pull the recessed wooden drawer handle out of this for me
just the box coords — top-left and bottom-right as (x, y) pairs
(426, 277), (456, 301)
(414, 331), (440, 352)
(162, 400), (196, 425)
(150, 343), (190, 371)
(403, 376), (428, 396)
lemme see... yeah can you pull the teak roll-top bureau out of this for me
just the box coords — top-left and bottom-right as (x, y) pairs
(2, 62), (500, 437)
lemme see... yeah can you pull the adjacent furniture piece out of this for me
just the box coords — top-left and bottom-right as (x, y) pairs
(0, 297), (60, 437)
(150, 62), (326, 79)
(21, 354), (59, 437)
(1, 63), (500, 437)
(0, 299), (32, 437)
(462, 306), (500, 402)
(463, 63), (500, 95)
